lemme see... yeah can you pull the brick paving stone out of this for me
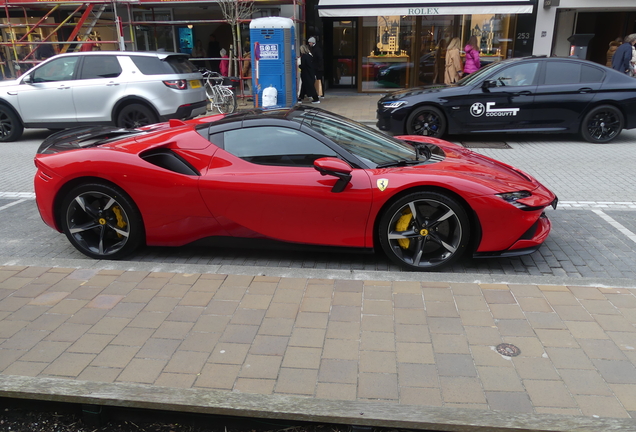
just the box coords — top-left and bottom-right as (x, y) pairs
(426, 301), (459, 317)
(20, 340), (71, 362)
(361, 314), (394, 332)
(195, 363), (240, 389)
(209, 342), (250, 364)
(178, 331), (220, 353)
(458, 310), (496, 327)
(523, 380), (577, 408)
(249, 335), (288, 356)
(3, 360), (48, 376)
(496, 319), (535, 337)
(427, 317), (464, 334)
(153, 321), (194, 340)
(45, 323), (90, 342)
(394, 324), (430, 343)
(488, 304), (525, 319)
(431, 333), (470, 354)
(230, 308), (266, 326)
(42, 352), (95, 377)
(282, 346), (322, 369)
(464, 326), (502, 346)
(76, 367), (122, 383)
(395, 342), (434, 364)
(362, 299), (393, 315)
(454, 296), (489, 311)
(275, 368), (318, 395)
(553, 305), (594, 321)
(239, 354), (282, 379)
(436, 353), (477, 377)
(544, 347), (595, 369)
(67, 334), (114, 354)
(117, 358), (167, 384)
(166, 306), (204, 323)
(580, 299), (622, 315)
(592, 359), (636, 384)
(111, 327), (154, 347)
(136, 338), (181, 360)
(107, 302), (145, 319)
(484, 391), (534, 413)
(325, 321), (360, 340)
(88, 317), (131, 335)
(535, 328), (580, 348)
(359, 350), (396, 373)
(513, 357), (561, 380)
(164, 350), (209, 374)
(318, 359), (357, 384)
(558, 368), (613, 396)
(565, 321), (611, 339)
(439, 376), (487, 404)
(574, 395), (631, 418)
(609, 384), (636, 411)
(358, 372), (398, 400)
(360, 331), (395, 351)
(394, 308), (427, 325)
(323, 338), (359, 360)
(399, 386), (443, 406)
(393, 293), (424, 308)
(91, 345), (139, 368)
(154, 372), (197, 389)
(594, 314), (636, 332)
(289, 327), (326, 348)
(524, 312), (567, 330)
(482, 290), (516, 304)
(234, 377), (275, 394)
(27, 313), (69, 331)
(517, 297), (554, 312)
(315, 382), (357, 400)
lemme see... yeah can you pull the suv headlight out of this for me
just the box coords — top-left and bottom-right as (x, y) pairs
(382, 101), (407, 109)
(496, 191), (532, 209)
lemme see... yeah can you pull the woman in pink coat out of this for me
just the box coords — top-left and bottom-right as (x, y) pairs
(219, 48), (229, 76)
(463, 36), (481, 75)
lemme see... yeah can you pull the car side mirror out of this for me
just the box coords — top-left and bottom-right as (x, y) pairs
(22, 74), (32, 84)
(313, 157), (352, 193)
(482, 80), (497, 89)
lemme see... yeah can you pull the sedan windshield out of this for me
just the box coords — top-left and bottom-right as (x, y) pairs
(304, 111), (417, 167)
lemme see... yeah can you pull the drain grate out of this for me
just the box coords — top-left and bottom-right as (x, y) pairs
(461, 141), (512, 149)
(496, 343), (521, 357)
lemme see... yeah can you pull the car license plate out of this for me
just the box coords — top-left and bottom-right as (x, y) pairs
(190, 80), (201, 89)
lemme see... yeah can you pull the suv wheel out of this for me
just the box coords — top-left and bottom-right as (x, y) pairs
(117, 104), (158, 129)
(0, 105), (24, 142)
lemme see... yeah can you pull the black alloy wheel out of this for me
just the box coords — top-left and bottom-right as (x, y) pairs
(406, 106), (447, 138)
(60, 183), (144, 259)
(0, 105), (24, 142)
(581, 105), (624, 144)
(379, 191), (470, 271)
(116, 103), (158, 129)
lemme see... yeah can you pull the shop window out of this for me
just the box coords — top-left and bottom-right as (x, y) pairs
(362, 16), (416, 91)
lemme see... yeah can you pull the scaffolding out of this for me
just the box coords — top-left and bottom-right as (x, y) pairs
(0, 0), (306, 98)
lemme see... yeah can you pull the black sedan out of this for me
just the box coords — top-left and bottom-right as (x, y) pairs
(377, 56), (636, 143)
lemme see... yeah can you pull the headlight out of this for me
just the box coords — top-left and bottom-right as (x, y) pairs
(496, 191), (532, 209)
(382, 101), (408, 109)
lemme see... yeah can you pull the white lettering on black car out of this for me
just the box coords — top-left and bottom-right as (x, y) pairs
(470, 102), (519, 118)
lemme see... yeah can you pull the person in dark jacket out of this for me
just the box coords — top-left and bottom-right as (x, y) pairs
(308, 37), (324, 97)
(207, 34), (221, 73)
(612, 34), (636, 74)
(298, 44), (319, 103)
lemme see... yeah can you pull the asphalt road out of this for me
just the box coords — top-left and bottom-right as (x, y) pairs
(1, 128), (636, 286)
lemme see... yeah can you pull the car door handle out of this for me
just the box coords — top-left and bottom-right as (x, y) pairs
(513, 91), (532, 96)
(578, 87), (593, 94)
(106, 81), (119, 86)
(57, 85), (70, 90)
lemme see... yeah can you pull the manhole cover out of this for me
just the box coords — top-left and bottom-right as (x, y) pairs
(461, 141), (512, 149)
(496, 343), (521, 357)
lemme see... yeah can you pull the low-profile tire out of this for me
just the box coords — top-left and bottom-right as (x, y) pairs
(116, 103), (158, 129)
(0, 105), (24, 142)
(60, 183), (144, 260)
(580, 105), (623, 143)
(405, 106), (446, 138)
(378, 191), (470, 271)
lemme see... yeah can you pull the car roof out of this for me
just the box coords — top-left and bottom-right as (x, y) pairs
(49, 51), (189, 60)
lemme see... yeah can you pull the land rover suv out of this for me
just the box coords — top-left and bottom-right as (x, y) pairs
(0, 51), (207, 142)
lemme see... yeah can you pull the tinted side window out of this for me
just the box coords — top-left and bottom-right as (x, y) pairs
(79, 55), (122, 79)
(581, 65), (604, 83)
(544, 62), (582, 85)
(493, 62), (539, 87)
(224, 126), (338, 167)
(130, 55), (197, 75)
(32, 57), (79, 83)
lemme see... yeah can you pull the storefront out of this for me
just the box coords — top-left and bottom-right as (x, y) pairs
(316, 0), (538, 91)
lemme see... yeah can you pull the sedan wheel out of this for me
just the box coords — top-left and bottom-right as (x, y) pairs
(406, 106), (446, 138)
(379, 192), (470, 271)
(60, 183), (143, 259)
(581, 105), (623, 144)
(117, 103), (158, 129)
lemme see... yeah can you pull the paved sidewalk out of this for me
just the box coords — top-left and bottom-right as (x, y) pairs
(2, 265), (636, 430)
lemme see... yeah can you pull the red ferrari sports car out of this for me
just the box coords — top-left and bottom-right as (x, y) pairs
(34, 106), (557, 271)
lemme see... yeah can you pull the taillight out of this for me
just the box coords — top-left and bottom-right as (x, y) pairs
(163, 79), (187, 90)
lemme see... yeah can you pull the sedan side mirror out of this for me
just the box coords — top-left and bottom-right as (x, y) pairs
(314, 157), (352, 193)
(482, 80), (497, 89)
(22, 74), (32, 84)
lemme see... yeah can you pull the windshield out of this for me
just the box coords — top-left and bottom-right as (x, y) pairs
(304, 111), (417, 167)
(458, 60), (507, 86)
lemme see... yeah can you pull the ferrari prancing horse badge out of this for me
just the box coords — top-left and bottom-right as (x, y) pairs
(377, 179), (389, 191)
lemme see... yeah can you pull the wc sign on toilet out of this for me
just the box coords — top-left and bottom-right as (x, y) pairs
(258, 44), (279, 60)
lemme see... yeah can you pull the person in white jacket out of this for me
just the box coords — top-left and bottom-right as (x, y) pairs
(631, 45), (636, 76)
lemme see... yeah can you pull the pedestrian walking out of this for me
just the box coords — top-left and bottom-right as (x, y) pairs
(606, 37), (622, 67)
(463, 35), (480, 76)
(611, 34), (636, 74)
(444, 37), (463, 84)
(308, 36), (324, 97)
(219, 48), (229, 77)
(298, 44), (319, 103)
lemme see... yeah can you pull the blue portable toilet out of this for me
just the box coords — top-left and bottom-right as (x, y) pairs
(249, 17), (296, 108)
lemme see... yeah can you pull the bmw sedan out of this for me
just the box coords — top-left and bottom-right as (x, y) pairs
(377, 56), (636, 143)
(34, 106), (556, 271)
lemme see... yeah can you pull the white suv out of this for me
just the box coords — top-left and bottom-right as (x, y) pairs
(0, 51), (207, 141)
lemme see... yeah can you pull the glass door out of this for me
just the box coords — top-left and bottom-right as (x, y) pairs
(330, 20), (357, 88)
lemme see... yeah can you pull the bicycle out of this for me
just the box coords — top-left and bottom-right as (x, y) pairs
(200, 69), (237, 114)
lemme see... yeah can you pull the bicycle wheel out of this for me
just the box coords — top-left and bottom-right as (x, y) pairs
(218, 87), (237, 114)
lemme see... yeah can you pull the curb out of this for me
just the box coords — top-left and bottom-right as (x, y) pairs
(2, 375), (634, 432)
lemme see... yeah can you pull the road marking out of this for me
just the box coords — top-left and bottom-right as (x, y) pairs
(592, 209), (636, 246)
(0, 192), (35, 199)
(0, 199), (27, 212)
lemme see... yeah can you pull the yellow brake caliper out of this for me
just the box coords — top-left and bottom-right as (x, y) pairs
(396, 210), (413, 249)
(111, 206), (127, 238)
